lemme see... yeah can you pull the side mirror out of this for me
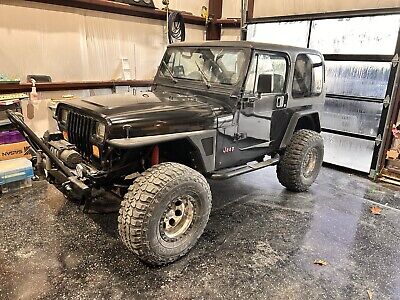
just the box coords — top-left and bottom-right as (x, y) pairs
(256, 74), (273, 94)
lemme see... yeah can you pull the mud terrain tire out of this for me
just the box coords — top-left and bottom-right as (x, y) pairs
(118, 162), (212, 265)
(277, 130), (324, 192)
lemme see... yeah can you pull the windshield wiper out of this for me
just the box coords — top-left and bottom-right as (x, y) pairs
(162, 61), (177, 83)
(195, 61), (211, 88)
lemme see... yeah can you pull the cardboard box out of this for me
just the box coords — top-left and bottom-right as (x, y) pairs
(0, 141), (31, 161)
(387, 149), (399, 160)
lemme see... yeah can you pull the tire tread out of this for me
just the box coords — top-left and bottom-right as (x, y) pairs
(118, 162), (211, 265)
(277, 129), (323, 192)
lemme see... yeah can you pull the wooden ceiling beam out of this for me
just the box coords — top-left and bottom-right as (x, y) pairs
(25, 0), (206, 25)
(206, 0), (223, 40)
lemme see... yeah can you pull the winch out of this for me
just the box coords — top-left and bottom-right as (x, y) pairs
(48, 139), (82, 169)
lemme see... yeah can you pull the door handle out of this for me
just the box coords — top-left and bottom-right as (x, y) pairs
(242, 101), (254, 109)
(242, 97), (256, 109)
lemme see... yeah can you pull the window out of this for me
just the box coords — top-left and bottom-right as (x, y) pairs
(309, 15), (400, 55)
(292, 54), (323, 98)
(160, 47), (247, 85)
(247, 21), (311, 48)
(325, 61), (391, 99)
(244, 52), (287, 95)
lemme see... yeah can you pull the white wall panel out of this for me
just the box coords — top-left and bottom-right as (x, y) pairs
(253, 0), (400, 18)
(0, 1), (89, 81)
(0, 0), (205, 82)
(84, 12), (165, 81)
(222, 0), (241, 18)
(221, 28), (241, 41)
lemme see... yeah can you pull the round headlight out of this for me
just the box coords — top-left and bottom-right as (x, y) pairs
(60, 109), (69, 123)
(96, 123), (106, 139)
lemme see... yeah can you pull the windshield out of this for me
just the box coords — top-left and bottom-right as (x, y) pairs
(159, 47), (247, 86)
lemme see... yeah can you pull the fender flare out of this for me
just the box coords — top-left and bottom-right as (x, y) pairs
(107, 129), (217, 173)
(280, 110), (321, 149)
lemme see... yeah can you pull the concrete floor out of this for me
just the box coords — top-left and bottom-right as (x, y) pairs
(0, 167), (400, 300)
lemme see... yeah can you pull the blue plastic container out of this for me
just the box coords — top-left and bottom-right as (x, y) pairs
(0, 158), (33, 193)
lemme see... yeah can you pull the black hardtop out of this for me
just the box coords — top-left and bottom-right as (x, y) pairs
(168, 40), (322, 56)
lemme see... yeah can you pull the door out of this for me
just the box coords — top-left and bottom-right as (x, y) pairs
(236, 51), (288, 159)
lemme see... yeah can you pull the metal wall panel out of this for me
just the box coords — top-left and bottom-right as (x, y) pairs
(321, 98), (383, 137)
(309, 15), (400, 55)
(247, 13), (399, 173)
(322, 132), (375, 173)
(325, 61), (392, 99)
(247, 21), (310, 47)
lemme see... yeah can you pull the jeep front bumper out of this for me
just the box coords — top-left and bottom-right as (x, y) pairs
(6, 110), (97, 199)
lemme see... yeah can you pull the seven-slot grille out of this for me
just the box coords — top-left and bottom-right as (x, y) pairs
(67, 111), (95, 159)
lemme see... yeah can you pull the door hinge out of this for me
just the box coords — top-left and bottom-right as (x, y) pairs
(392, 53), (399, 67)
(383, 95), (391, 108)
(375, 134), (382, 146)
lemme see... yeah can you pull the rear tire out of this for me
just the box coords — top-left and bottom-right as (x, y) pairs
(118, 162), (212, 266)
(277, 129), (324, 192)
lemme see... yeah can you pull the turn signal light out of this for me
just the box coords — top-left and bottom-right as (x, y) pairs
(93, 145), (100, 158)
(63, 131), (68, 141)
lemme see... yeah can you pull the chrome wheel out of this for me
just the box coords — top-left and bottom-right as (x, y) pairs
(302, 148), (318, 178)
(160, 195), (195, 241)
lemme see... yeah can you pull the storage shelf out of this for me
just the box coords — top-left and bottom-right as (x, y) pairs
(0, 80), (153, 94)
(27, 0), (206, 25)
(26, 1), (241, 27)
(215, 18), (241, 28)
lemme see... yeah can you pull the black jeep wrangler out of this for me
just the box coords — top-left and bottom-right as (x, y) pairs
(8, 41), (325, 265)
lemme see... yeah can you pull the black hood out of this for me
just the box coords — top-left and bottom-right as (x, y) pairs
(58, 90), (229, 138)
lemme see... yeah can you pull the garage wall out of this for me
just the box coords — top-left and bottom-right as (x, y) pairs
(222, 0), (241, 18)
(221, 28), (241, 41)
(220, 0), (241, 40)
(253, 0), (400, 18)
(0, 0), (206, 82)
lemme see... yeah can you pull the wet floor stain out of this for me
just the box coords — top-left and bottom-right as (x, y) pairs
(0, 167), (399, 299)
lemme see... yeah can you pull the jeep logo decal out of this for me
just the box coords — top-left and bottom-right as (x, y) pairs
(222, 146), (235, 154)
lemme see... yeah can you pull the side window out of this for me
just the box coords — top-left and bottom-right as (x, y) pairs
(244, 52), (287, 95)
(292, 54), (324, 98)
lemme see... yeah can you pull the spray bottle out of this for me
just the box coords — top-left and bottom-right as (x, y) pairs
(27, 78), (38, 120)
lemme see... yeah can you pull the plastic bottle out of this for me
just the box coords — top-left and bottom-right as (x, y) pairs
(30, 79), (38, 101)
(27, 79), (38, 120)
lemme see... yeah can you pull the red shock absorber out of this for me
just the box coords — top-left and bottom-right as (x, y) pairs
(151, 145), (160, 166)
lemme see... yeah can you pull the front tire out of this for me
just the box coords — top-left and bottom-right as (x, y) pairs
(118, 162), (212, 266)
(277, 129), (324, 192)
